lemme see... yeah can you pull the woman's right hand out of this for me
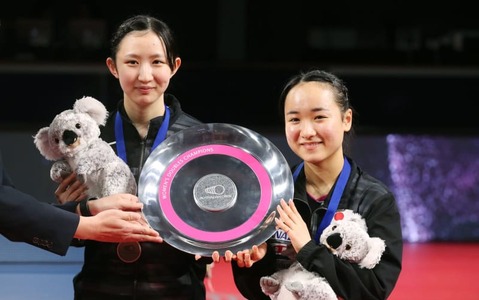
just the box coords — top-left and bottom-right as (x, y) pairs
(55, 172), (88, 203)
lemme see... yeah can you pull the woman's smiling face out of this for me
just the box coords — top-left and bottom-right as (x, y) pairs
(284, 81), (351, 164)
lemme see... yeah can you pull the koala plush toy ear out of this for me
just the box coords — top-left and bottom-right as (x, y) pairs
(359, 237), (386, 269)
(34, 126), (63, 161)
(73, 96), (108, 126)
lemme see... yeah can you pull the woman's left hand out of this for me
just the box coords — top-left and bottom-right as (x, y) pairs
(275, 199), (311, 253)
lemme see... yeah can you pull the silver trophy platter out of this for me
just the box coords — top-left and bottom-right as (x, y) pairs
(139, 123), (293, 256)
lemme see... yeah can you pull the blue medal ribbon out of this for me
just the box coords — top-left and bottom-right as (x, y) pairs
(114, 106), (170, 163)
(292, 157), (351, 243)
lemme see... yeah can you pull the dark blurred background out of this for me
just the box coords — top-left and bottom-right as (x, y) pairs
(1, 0), (478, 133)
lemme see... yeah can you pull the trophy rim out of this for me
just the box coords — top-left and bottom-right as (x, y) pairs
(138, 123), (293, 256)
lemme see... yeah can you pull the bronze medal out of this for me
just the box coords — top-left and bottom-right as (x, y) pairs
(117, 242), (142, 263)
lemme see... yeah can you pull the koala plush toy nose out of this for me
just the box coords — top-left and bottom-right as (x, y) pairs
(62, 130), (78, 146)
(326, 232), (342, 249)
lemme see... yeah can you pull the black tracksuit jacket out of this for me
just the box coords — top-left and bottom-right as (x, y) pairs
(72, 94), (212, 300)
(232, 157), (403, 300)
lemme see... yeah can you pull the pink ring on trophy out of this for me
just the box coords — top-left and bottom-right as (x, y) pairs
(158, 144), (272, 243)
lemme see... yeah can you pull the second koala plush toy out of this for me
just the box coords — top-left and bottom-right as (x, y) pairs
(34, 96), (137, 199)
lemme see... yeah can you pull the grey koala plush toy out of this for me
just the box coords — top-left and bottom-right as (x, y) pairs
(260, 209), (386, 300)
(34, 96), (137, 199)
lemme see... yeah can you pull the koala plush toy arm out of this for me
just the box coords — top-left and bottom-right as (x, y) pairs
(34, 96), (137, 199)
(50, 160), (73, 183)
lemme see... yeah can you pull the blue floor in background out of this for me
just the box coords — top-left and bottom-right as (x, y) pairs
(0, 264), (82, 300)
(0, 236), (84, 300)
